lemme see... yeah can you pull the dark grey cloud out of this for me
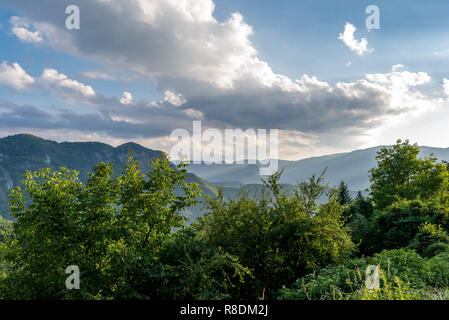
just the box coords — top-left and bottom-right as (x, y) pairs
(0, 98), (195, 140)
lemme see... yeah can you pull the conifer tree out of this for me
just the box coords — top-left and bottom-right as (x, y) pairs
(338, 180), (352, 205)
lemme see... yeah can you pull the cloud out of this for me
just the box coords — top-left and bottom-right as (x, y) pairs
(433, 49), (449, 57)
(79, 71), (116, 81)
(0, 61), (96, 104)
(0, 64), (437, 159)
(1, 0), (266, 90)
(338, 23), (373, 56)
(120, 92), (134, 105)
(0, 61), (35, 90)
(175, 68), (432, 138)
(0, 0), (444, 155)
(10, 16), (43, 44)
(0, 97), (201, 141)
(51, 66), (436, 143)
(443, 79), (449, 100)
(40, 68), (96, 102)
(391, 64), (406, 72)
(164, 90), (186, 106)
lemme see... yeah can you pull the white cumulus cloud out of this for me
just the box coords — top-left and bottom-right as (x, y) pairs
(40, 68), (95, 102)
(164, 90), (186, 106)
(10, 16), (43, 44)
(338, 23), (373, 56)
(0, 61), (35, 90)
(120, 91), (134, 105)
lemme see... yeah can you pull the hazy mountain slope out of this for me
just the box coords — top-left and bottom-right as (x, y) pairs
(281, 147), (379, 191)
(188, 145), (449, 191)
(186, 163), (262, 184)
(185, 173), (218, 196)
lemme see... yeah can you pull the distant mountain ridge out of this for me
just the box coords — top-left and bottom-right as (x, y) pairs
(187, 145), (449, 191)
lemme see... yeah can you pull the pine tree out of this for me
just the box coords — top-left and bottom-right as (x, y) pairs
(338, 180), (352, 205)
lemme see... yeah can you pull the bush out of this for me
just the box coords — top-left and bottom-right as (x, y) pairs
(348, 274), (431, 300)
(408, 223), (449, 257)
(278, 257), (367, 300)
(426, 251), (449, 287)
(368, 199), (437, 254)
(279, 249), (449, 300)
(424, 242), (449, 258)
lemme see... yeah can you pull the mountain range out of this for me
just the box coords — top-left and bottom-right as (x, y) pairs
(188, 146), (449, 191)
(2, 134), (449, 221)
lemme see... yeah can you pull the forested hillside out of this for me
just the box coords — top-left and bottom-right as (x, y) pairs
(0, 134), (163, 219)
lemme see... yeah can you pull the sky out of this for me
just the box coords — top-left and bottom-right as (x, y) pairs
(0, 0), (449, 160)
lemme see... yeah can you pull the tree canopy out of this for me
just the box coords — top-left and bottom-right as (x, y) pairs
(369, 139), (449, 210)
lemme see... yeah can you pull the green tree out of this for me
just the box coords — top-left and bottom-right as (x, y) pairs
(340, 192), (374, 256)
(337, 180), (352, 206)
(369, 139), (449, 210)
(0, 154), (200, 299)
(195, 171), (355, 299)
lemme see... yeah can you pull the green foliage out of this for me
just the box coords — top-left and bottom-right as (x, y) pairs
(370, 199), (433, 253)
(424, 242), (449, 258)
(0, 216), (11, 239)
(344, 192), (373, 221)
(0, 159), (356, 300)
(349, 274), (429, 300)
(0, 154), (200, 299)
(0, 216), (11, 292)
(345, 139), (449, 256)
(2, 137), (449, 300)
(278, 257), (367, 300)
(337, 180), (352, 205)
(343, 192), (374, 255)
(408, 222), (449, 257)
(153, 228), (254, 300)
(194, 170), (355, 299)
(281, 140), (449, 301)
(369, 139), (449, 210)
(279, 249), (449, 300)
(177, 248), (252, 300)
(355, 198), (449, 256)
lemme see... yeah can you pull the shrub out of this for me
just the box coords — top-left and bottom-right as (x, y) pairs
(408, 223), (449, 257)
(278, 249), (448, 300)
